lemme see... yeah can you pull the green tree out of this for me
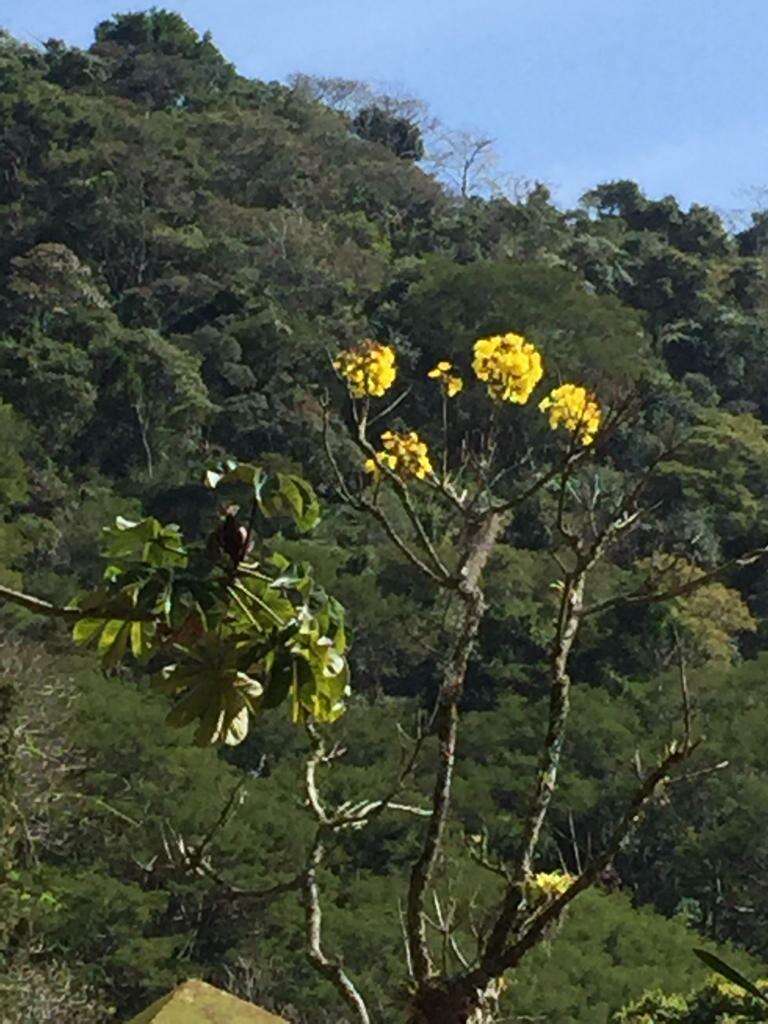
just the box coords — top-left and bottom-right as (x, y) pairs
(353, 106), (425, 161)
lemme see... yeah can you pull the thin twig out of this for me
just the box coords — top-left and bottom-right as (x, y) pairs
(368, 385), (413, 426)
(187, 776), (249, 870)
(353, 414), (452, 582)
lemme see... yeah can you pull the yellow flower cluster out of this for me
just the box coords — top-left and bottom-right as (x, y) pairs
(539, 383), (601, 445)
(472, 332), (543, 403)
(334, 340), (396, 398)
(527, 871), (574, 902)
(364, 430), (434, 481)
(427, 360), (463, 397)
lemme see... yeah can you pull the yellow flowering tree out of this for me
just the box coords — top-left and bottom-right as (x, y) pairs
(312, 331), (768, 1024)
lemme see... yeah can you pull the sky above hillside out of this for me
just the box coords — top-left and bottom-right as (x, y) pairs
(5, 0), (768, 216)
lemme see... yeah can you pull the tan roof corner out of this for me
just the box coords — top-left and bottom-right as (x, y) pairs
(125, 978), (288, 1023)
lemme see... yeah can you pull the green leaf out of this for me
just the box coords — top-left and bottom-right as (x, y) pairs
(262, 654), (293, 710)
(130, 620), (155, 659)
(194, 695), (226, 746)
(206, 463), (319, 530)
(259, 473), (320, 532)
(97, 618), (125, 654)
(205, 462), (265, 499)
(267, 551), (290, 571)
(98, 620), (131, 669)
(222, 700), (249, 745)
(101, 516), (187, 569)
(692, 949), (768, 1003)
(166, 679), (217, 729)
(72, 618), (106, 646)
(233, 671), (263, 700)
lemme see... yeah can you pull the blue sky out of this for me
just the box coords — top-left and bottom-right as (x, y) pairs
(4, 0), (768, 213)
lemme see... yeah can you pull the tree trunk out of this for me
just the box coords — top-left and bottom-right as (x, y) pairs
(408, 977), (501, 1024)
(406, 512), (505, 982)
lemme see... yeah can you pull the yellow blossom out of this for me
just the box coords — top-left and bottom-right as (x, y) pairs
(539, 383), (601, 445)
(427, 360), (464, 398)
(472, 332), (543, 403)
(334, 339), (396, 398)
(363, 452), (397, 476)
(526, 871), (574, 902)
(364, 430), (434, 482)
(428, 361), (452, 376)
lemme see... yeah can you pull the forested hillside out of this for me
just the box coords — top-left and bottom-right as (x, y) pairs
(3, 11), (768, 1023)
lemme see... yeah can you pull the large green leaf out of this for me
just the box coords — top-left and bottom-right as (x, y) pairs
(204, 461), (265, 498)
(157, 654), (265, 746)
(72, 617), (106, 646)
(73, 615), (136, 669)
(205, 462), (320, 532)
(102, 516), (188, 570)
(68, 465), (346, 745)
(259, 473), (320, 532)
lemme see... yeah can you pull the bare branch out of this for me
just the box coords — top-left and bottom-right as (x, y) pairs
(0, 584), (82, 622)
(406, 512), (504, 983)
(303, 836), (371, 1024)
(0, 584), (156, 623)
(368, 385), (413, 426)
(156, 819), (302, 903)
(305, 722), (339, 825)
(668, 760), (729, 785)
(431, 892), (471, 972)
(474, 725), (699, 986)
(198, 863), (304, 903)
(498, 738), (696, 974)
(482, 589), (702, 983)
(491, 449), (586, 517)
(581, 545), (768, 619)
(398, 900), (415, 981)
(676, 635), (693, 749)
(465, 831), (512, 882)
(332, 799), (431, 828)
(352, 410), (452, 583)
(186, 775), (250, 872)
(568, 811), (582, 875)
(321, 401), (448, 584)
(483, 448), (671, 964)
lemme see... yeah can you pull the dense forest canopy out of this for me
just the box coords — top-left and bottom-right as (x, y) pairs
(3, 10), (768, 1023)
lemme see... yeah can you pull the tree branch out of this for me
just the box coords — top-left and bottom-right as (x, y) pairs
(406, 512), (504, 983)
(354, 416), (452, 583)
(483, 461), (666, 964)
(482, 568), (585, 964)
(0, 584), (81, 621)
(581, 545), (768, 619)
(322, 401), (450, 586)
(496, 737), (697, 975)
(303, 836), (371, 1024)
